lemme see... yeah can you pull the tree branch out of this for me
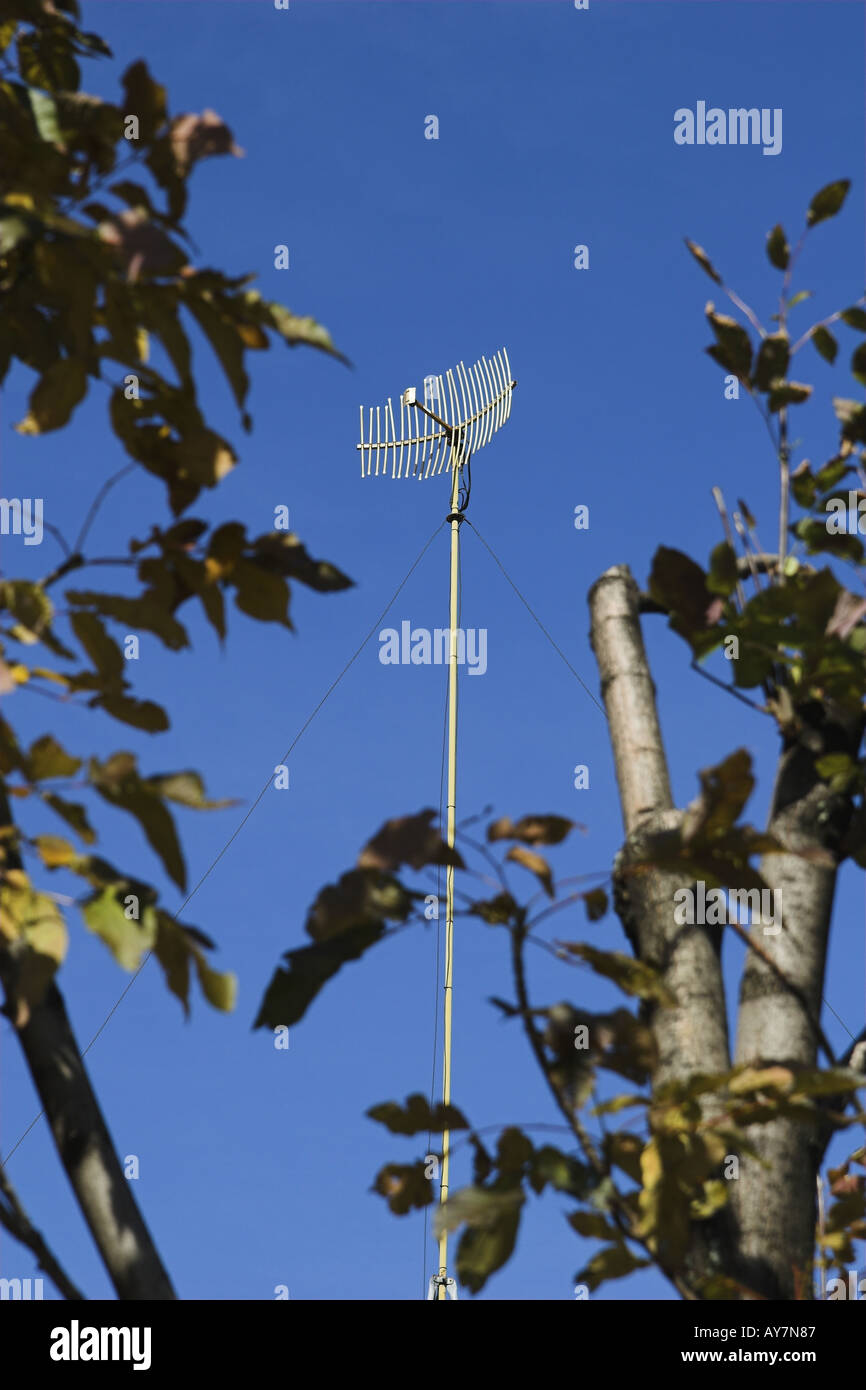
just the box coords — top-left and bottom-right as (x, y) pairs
(0, 779), (176, 1300)
(0, 1163), (86, 1300)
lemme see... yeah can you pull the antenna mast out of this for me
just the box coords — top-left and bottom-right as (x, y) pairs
(357, 350), (516, 1300)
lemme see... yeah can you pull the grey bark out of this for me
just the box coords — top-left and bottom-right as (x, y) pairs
(730, 712), (858, 1299)
(588, 566), (731, 1091)
(589, 564), (861, 1301)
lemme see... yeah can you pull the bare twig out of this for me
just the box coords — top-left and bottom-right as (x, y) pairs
(732, 512), (763, 594)
(689, 661), (767, 713)
(711, 487), (748, 610)
(73, 464), (137, 553)
(778, 407), (791, 575)
(0, 1165), (85, 1300)
(42, 523), (72, 559)
(725, 287), (766, 340)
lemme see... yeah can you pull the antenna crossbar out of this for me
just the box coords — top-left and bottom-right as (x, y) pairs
(357, 349), (514, 480)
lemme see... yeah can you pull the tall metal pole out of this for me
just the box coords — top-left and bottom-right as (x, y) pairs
(355, 350), (515, 1302)
(437, 445), (462, 1298)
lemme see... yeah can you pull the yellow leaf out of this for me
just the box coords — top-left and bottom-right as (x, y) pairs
(506, 844), (554, 897)
(729, 1065), (794, 1095)
(34, 834), (78, 868)
(0, 882), (68, 1023)
(32, 668), (72, 686)
(690, 1179), (729, 1219)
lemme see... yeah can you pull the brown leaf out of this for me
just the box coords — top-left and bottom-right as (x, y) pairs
(825, 588), (866, 640)
(358, 810), (463, 872)
(506, 845), (553, 896)
(487, 814), (578, 845)
(169, 110), (243, 176)
(98, 208), (187, 282)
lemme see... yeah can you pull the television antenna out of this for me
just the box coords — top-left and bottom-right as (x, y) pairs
(358, 349), (516, 1300)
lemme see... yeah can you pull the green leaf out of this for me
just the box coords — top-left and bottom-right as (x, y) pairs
(528, 1145), (594, 1198)
(89, 752), (186, 890)
(558, 943), (676, 1005)
(250, 532), (354, 593)
(0, 211), (31, 255)
(25, 734), (81, 781)
(833, 398), (866, 445)
(16, 358), (87, 433)
(231, 559), (291, 627)
(42, 791), (95, 843)
(82, 887), (157, 970)
(684, 239), (722, 284)
(767, 380), (812, 412)
(93, 694), (170, 732)
(568, 1210), (619, 1240)
(184, 293), (250, 414)
(470, 893), (521, 926)
(121, 59), (167, 141)
(33, 834), (79, 869)
(154, 911), (236, 1016)
(576, 1241), (650, 1292)
(840, 306), (866, 331)
(372, 1162), (433, 1216)
(17, 30), (79, 91)
(0, 580), (56, 645)
(604, 1130), (644, 1183)
(816, 454), (852, 492)
(259, 297), (350, 366)
(27, 89), (60, 142)
(147, 771), (235, 810)
(789, 1067), (865, 1098)
(366, 1094), (469, 1136)
(787, 290), (813, 311)
(496, 1127), (534, 1174)
(582, 887), (608, 922)
(67, 591), (189, 651)
(109, 180), (159, 216)
(195, 952), (236, 1011)
(254, 922), (385, 1029)
(813, 753), (858, 793)
(70, 611), (124, 680)
(794, 516), (864, 564)
(706, 541), (739, 597)
(139, 287), (193, 387)
(456, 1200), (522, 1295)
(765, 224), (789, 270)
(305, 867), (416, 943)
(0, 880), (68, 1023)
(811, 325), (838, 364)
(0, 20), (18, 56)
(433, 1186), (525, 1293)
(851, 343), (866, 387)
(647, 546), (718, 650)
(752, 334), (789, 391)
(807, 179), (850, 227)
(705, 304), (752, 381)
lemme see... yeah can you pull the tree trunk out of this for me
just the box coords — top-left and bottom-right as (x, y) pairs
(589, 565), (860, 1300)
(730, 716), (856, 1299)
(0, 781), (176, 1299)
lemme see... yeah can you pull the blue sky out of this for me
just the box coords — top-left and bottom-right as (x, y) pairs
(2, 0), (865, 1301)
